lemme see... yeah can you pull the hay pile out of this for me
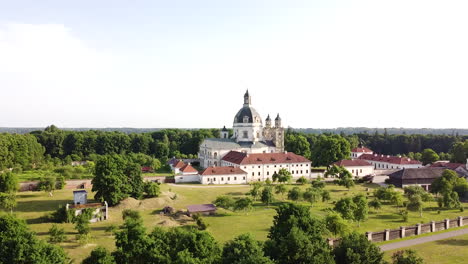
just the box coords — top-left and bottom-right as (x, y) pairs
(158, 218), (179, 227)
(114, 191), (177, 210)
(114, 197), (140, 210)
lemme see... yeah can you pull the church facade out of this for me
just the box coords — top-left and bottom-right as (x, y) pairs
(199, 91), (284, 168)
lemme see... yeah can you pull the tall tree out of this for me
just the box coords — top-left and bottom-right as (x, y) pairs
(0, 214), (68, 263)
(421, 148), (439, 165)
(334, 232), (385, 264)
(222, 233), (273, 264)
(261, 187), (274, 206)
(264, 203), (334, 264)
(352, 194), (369, 226)
(92, 155), (129, 206)
(310, 135), (351, 167)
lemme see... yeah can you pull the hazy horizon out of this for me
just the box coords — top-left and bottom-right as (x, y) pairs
(1, 1), (467, 128)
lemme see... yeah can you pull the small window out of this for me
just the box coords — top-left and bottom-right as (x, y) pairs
(292, 171), (294, 174)
(258, 166), (260, 168)
(267, 171), (270, 175)
(234, 177), (237, 180)
(301, 170), (303, 174)
(221, 177), (224, 181)
(228, 177), (230, 181)
(252, 172), (254, 176)
(280, 165), (282, 167)
(243, 176), (246, 180)
(306, 170), (308, 173)
(274, 165), (277, 167)
(258, 172), (260, 176)
(243, 131), (248, 138)
(243, 116), (249, 123)
(244, 166), (247, 169)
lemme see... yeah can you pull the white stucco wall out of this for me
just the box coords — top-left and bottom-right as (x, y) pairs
(220, 160), (312, 182)
(175, 175), (201, 183)
(200, 173), (247, 184)
(343, 165), (374, 177)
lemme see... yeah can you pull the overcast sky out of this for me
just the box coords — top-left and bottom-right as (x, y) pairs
(0, 0), (467, 129)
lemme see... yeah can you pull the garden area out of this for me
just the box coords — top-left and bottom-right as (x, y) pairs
(3, 174), (467, 263)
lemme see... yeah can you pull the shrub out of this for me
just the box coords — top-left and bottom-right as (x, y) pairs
(122, 209), (141, 221)
(48, 224), (66, 243)
(105, 224), (118, 234)
(296, 176), (308, 185)
(196, 217), (209, 230)
(144, 182), (161, 198)
(51, 205), (75, 223)
(213, 196), (235, 209)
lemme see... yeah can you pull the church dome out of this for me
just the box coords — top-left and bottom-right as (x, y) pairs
(234, 105), (262, 124)
(233, 90), (262, 124)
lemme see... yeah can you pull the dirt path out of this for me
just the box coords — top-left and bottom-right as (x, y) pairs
(380, 228), (468, 251)
(167, 183), (249, 188)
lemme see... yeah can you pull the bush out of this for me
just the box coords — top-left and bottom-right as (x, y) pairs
(76, 233), (92, 246)
(122, 209), (141, 221)
(213, 196), (235, 209)
(196, 217), (209, 230)
(296, 176), (308, 185)
(51, 205), (75, 223)
(48, 224), (66, 243)
(105, 224), (118, 234)
(55, 176), (65, 190)
(144, 182), (161, 198)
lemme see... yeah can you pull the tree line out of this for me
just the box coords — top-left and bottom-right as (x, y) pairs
(2, 125), (467, 172)
(285, 129), (468, 165)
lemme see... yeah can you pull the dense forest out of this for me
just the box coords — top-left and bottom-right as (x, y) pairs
(1, 125), (467, 172)
(2, 127), (468, 136)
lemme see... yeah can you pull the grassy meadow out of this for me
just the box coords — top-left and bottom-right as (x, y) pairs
(383, 233), (468, 264)
(5, 182), (468, 262)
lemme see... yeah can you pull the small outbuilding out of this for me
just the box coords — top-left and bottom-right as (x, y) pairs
(187, 204), (217, 216)
(387, 167), (447, 190)
(73, 190), (88, 205)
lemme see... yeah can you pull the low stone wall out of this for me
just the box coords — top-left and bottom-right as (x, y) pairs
(19, 179), (92, 192)
(328, 216), (467, 247)
(19, 176), (172, 192)
(365, 216), (466, 242)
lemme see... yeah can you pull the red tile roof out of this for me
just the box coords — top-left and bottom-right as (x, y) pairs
(180, 164), (198, 173)
(173, 160), (186, 169)
(351, 147), (373, 153)
(333, 159), (372, 167)
(200, 166), (247, 176)
(430, 162), (465, 170)
(358, 154), (422, 165)
(221, 151), (310, 165)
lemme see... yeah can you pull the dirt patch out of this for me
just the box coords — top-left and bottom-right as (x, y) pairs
(158, 218), (179, 227)
(114, 192), (177, 211)
(114, 197), (140, 210)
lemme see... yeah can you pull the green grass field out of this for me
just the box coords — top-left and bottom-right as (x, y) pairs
(384, 233), (468, 264)
(5, 182), (468, 263)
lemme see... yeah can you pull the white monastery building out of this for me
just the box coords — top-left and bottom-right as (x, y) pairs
(333, 159), (374, 177)
(350, 147), (373, 159)
(199, 166), (248, 184)
(357, 153), (423, 170)
(221, 151), (312, 181)
(199, 91), (285, 168)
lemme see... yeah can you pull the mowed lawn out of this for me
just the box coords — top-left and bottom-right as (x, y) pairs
(7, 182), (468, 262)
(384, 233), (468, 264)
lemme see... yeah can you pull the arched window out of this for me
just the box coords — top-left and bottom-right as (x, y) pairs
(243, 116), (249, 123)
(214, 152), (218, 159)
(214, 161), (218, 166)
